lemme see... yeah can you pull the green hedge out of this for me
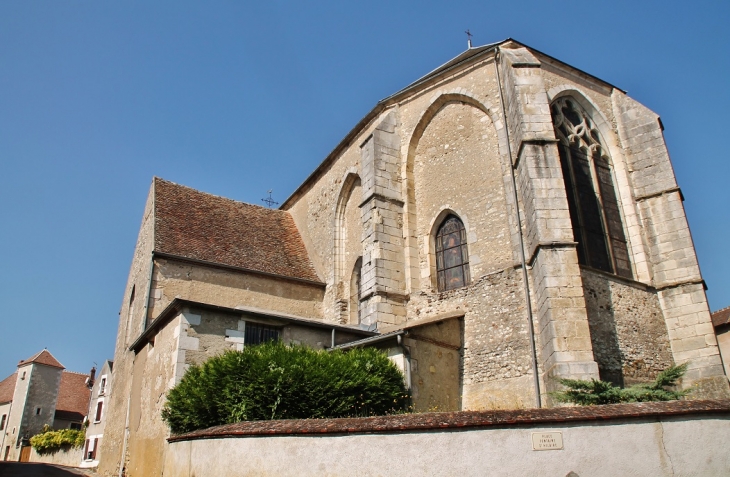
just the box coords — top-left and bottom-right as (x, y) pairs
(30, 428), (85, 453)
(162, 342), (410, 434)
(551, 363), (690, 405)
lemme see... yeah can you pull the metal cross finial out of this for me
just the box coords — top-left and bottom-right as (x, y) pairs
(465, 29), (473, 49)
(261, 190), (279, 208)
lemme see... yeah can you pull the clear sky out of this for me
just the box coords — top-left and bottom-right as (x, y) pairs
(1, 1), (728, 379)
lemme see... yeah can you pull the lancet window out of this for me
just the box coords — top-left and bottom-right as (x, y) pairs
(435, 215), (471, 291)
(551, 97), (631, 278)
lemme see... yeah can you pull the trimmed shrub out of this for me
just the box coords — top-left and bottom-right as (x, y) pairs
(551, 363), (690, 405)
(30, 427), (85, 453)
(161, 342), (410, 434)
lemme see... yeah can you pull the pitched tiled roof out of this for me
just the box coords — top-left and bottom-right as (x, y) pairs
(55, 371), (91, 419)
(0, 373), (16, 404)
(153, 178), (320, 283)
(18, 350), (64, 369)
(712, 306), (730, 328)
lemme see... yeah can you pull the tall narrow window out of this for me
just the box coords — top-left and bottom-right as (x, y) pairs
(94, 401), (103, 422)
(551, 97), (631, 278)
(349, 257), (363, 325)
(0, 414), (6, 430)
(435, 215), (471, 291)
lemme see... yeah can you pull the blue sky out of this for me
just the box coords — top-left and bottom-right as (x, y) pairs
(0, 1), (728, 379)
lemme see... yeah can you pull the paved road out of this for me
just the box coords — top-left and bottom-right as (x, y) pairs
(0, 462), (94, 477)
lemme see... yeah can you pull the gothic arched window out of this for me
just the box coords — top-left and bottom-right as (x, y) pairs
(551, 97), (632, 278)
(435, 215), (471, 291)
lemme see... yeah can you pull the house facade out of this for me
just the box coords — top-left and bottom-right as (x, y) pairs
(0, 350), (91, 462)
(80, 360), (113, 468)
(98, 39), (729, 476)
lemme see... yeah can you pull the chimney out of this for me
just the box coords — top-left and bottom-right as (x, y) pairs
(86, 366), (96, 389)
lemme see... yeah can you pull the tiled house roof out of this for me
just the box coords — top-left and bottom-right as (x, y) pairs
(55, 372), (91, 421)
(0, 373), (16, 404)
(18, 349), (64, 369)
(712, 306), (730, 328)
(153, 178), (320, 283)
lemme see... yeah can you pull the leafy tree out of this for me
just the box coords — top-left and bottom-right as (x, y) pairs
(551, 363), (690, 405)
(162, 342), (410, 434)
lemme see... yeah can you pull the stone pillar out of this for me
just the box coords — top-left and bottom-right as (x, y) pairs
(499, 47), (600, 395)
(613, 93), (729, 398)
(359, 111), (408, 328)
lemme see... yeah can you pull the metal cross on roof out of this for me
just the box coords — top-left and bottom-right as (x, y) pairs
(261, 190), (279, 208)
(465, 29), (473, 49)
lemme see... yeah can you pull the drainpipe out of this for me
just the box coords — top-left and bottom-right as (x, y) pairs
(494, 47), (542, 408)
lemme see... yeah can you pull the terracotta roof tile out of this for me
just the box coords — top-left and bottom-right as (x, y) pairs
(56, 372), (91, 417)
(170, 399), (730, 441)
(18, 350), (64, 369)
(153, 178), (320, 283)
(712, 306), (730, 328)
(0, 373), (16, 404)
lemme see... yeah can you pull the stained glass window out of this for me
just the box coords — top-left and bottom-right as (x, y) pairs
(436, 215), (471, 291)
(551, 97), (632, 278)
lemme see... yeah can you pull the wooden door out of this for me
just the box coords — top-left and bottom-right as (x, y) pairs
(19, 446), (31, 462)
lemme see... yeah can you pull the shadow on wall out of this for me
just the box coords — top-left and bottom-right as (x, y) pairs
(583, 274), (624, 387)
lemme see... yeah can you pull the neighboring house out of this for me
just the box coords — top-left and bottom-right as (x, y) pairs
(98, 39), (730, 477)
(80, 360), (113, 468)
(712, 307), (730, 379)
(0, 350), (92, 462)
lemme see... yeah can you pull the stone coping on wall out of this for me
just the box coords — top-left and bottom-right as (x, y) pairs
(168, 399), (730, 442)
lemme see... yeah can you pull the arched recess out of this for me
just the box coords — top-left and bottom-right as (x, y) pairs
(333, 171), (363, 320)
(404, 91), (512, 292)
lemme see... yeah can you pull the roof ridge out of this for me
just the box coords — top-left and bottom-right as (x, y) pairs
(154, 177), (287, 215)
(62, 370), (90, 376)
(712, 305), (730, 314)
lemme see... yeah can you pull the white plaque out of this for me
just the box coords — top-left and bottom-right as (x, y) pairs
(531, 431), (563, 451)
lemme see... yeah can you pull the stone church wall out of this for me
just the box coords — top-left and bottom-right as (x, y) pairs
(98, 186), (156, 476)
(581, 268), (673, 385)
(147, 258), (324, 323)
(408, 267), (534, 410)
(124, 312), (181, 477)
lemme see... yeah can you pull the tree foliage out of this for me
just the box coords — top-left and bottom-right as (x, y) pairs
(161, 342), (410, 434)
(29, 426), (85, 453)
(551, 363), (690, 405)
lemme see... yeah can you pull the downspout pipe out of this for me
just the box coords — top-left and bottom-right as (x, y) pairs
(494, 47), (542, 408)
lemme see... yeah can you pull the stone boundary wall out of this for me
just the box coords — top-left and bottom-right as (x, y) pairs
(29, 445), (83, 468)
(165, 400), (730, 477)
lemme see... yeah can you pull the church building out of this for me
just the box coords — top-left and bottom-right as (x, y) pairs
(97, 39), (729, 476)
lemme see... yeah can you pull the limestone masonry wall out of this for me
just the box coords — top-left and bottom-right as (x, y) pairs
(148, 258), (324, 322)
(581, 268), (673, 385)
